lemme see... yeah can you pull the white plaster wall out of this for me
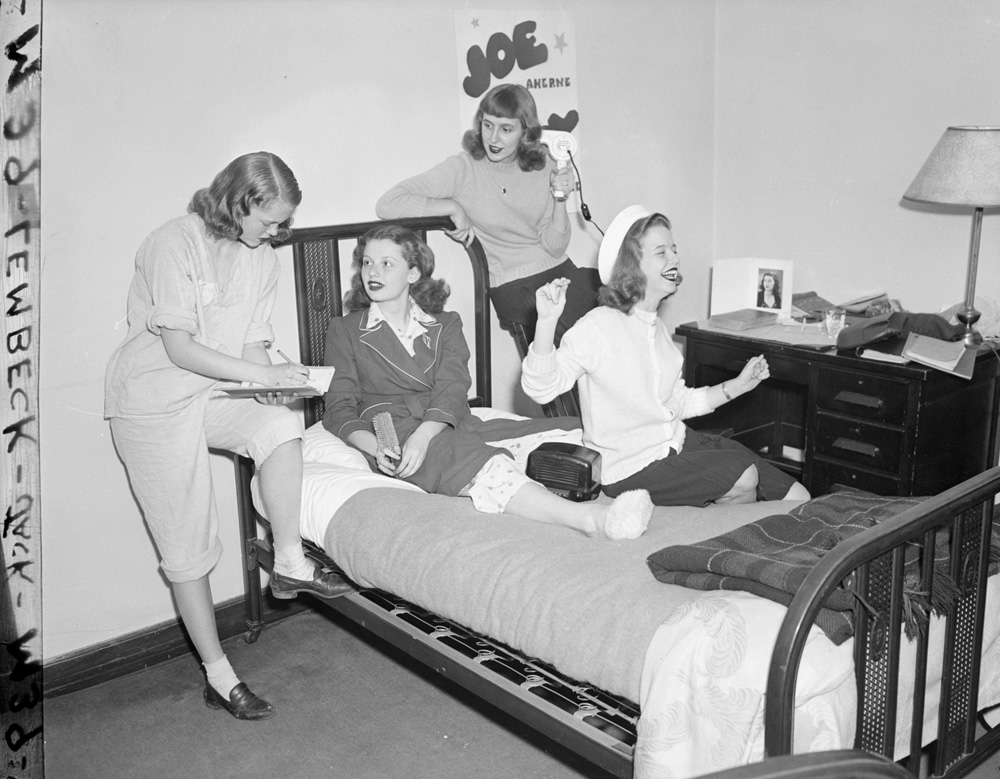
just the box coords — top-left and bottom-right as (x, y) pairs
(714, 0), (1000, 315)
(40, 0), (714, 659)
(43, 0), (998, 663)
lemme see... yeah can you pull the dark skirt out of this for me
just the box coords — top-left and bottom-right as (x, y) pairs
(602, 428), (798, 507)
(488, 259), (601, 347)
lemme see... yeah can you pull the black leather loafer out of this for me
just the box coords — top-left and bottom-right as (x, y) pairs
(203, 682), (276, 721)
(270, 566), (355, 600)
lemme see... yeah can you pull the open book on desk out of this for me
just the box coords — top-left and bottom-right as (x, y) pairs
(900, 332), (975, 379)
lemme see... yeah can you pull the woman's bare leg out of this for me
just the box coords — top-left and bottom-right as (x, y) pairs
(257, 439), (305, 554)
(504, 483), (652, 539)
(783, 482), (811, 500)
(173, 576), (224, 663)
(712, 464), (759, 505)
(504, 482), (601, 534)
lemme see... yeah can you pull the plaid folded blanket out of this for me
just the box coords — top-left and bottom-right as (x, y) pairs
(647, 489), (998, 645)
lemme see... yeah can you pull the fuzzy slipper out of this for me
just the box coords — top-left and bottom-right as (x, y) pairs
(598, 489), (654, 540)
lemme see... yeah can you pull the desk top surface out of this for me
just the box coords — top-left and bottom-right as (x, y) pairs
(676, 320), (1000, 380)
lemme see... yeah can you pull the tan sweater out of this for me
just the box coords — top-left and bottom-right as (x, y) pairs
(375, 152), (570, 287)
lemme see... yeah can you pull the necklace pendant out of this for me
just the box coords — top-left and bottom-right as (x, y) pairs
(501, 186), (507, 195)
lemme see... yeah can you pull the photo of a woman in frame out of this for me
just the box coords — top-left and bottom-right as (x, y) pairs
(756, 270), (782, 310)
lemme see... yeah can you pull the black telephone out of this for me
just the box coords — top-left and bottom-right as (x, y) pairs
(526, 442), (602, 502)
(835, 312), (899, 351)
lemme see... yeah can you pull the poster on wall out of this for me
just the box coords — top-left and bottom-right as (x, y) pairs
(454, 9), (581, 211)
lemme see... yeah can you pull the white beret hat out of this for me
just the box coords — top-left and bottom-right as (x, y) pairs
(597, 205), (652, 284)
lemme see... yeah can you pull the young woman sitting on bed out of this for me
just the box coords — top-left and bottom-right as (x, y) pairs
(521, 205), (812, 507)
(321, 223), (654, 540)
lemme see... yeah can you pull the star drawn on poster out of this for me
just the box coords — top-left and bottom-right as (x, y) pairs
(554, 32), (568, 53)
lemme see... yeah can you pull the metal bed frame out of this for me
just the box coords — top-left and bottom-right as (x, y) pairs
(236, 216), (1000, 779)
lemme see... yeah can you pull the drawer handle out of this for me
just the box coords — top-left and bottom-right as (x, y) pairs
(833, 390), (884, 412)
(833, 437), (880, 458)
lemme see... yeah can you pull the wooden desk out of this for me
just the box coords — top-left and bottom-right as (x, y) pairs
(676, 322), (1000, 497)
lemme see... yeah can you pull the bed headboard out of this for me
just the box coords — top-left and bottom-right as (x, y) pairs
(278, 217), (492, 428)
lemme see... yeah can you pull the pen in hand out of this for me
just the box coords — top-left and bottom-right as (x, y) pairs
(276, 349), (310, 389)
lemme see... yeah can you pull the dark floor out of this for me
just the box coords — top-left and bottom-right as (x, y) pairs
(43, 607), (1000, 779)
(43, 609), (611, 779)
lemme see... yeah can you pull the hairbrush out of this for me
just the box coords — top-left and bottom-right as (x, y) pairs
(372, 412), (400, 452)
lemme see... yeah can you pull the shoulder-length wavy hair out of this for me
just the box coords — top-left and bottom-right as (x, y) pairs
(344, 224), (451, 315)
(461, 84), (548, 172)
(597, 213), (673, 314)
(188, 152), (301, 243)
(758, 272), (781, 296)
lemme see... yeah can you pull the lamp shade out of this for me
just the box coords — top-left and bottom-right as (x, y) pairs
(903, 126), (1000, 207)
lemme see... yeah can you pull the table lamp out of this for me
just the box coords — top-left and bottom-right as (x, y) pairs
(903, 126), (1000, 346)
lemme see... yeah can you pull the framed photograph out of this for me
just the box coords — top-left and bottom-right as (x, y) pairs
(710, 257), (794, 320)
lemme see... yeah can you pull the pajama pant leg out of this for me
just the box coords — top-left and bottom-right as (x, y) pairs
(110, 401), (222, 583)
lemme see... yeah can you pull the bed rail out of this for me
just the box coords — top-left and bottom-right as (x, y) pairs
(765, 466), (1000, 777)
(701, 750), (911, 779)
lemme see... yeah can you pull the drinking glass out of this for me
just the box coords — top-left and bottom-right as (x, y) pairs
(825, 308), (846, 338)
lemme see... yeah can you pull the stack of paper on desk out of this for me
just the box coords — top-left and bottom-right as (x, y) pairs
(901, 333), (975, 379)
(707, 308), (779, 331)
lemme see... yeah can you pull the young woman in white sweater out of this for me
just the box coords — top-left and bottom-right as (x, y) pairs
(521, 205), (811, 507)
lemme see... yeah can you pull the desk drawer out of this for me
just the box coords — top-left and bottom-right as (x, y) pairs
(813, 413), (903, 471)
(810, 458), (901, 496)
(815, 367), (908, 424)
(691, 343), (800, 382)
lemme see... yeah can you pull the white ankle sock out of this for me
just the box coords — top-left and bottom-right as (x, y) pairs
(273, 544), (315, 580)
(204, 655), (240, 698)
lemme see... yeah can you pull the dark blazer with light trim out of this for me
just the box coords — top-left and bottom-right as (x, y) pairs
(322, 307), (578, 496)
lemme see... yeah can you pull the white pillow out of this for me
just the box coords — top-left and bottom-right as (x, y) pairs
(250, 421), (425, 546)
(298, 462), (423, 546)
(469, 406), (528, 422)
(302, 421), (369, 470)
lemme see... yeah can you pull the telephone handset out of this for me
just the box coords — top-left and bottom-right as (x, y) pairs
(540, 130), (578, 200)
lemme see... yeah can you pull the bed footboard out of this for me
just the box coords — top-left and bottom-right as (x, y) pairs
(765, 466), (1000, 778)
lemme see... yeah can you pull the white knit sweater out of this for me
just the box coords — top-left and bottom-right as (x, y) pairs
(521, 306), (712, 484)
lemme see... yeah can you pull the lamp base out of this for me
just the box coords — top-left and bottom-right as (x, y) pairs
(962, 328), (983, 347)
(957, 306), (983, 347)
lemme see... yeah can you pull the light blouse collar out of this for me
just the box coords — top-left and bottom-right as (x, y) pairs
(368, 297), (435, 333)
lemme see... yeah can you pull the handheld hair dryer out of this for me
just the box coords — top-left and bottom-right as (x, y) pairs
(540, 130), (578, 200)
